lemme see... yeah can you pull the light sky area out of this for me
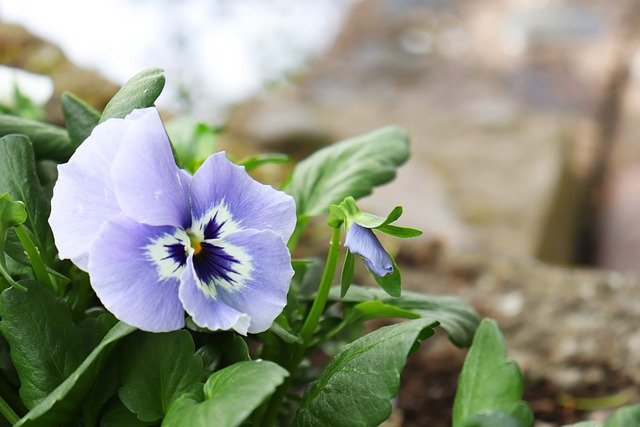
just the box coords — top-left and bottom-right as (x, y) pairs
(0, 0), (355, 120)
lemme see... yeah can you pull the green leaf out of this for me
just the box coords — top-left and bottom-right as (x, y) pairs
(0, 135), (55, 263)
(605, 404), (640, 426)
(237, 153), (290, 172)
(382, 293), (479, 348)
(15, 321), (135, 427)
(0, 115), (73, 161)
(0, 282), (134, 426)
(196, 344), (222, 380)
(100, 68), (165, 122)
(291, 258), (324, 300)
(1, 227), (51, 290)
(78, 313), (119, 355)
(219, 332), (251, 366)
(332, 285), (480, 348)
(100, 401), (154, 427)
(357, 206), (403, 228)
(4, 228), (30, 268)
(350, 300), (420, 321)
(163, 360), (288, 427)
(60, 92), (100, 148)
(284, 126), (409, 218)
(0, 193), (26, 266)
(1, 81), (47, 121)
(462, 410), (525, 427)
(371, 253), (401, 297)
(340, 250), (355, 297)
(80, 352), (120, 427)
(453, 318), (532, 427)
(0, 282), (84, 409)
(294, 318), (437, 427)
(165, 118), (219, 173)
(376, 223), (423, 238)
(118, 331), (203, 422)
(328, 198), (421, 239)
(182, 329), (251, 370)
(183, 332), (250, 368)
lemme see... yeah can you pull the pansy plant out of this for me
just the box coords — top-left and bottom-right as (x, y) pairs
(0, 69), (509, 427)
(4, 66), (640, 427)
(328, 196), (422, 297)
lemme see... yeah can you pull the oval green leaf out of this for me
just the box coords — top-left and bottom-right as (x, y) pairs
(61, 92), (100, 148)
(453, 318), (532, 427)
(100, 68), (165, 122)
(0, 115), (72, 161)
(0, 135), (56, 263)
(163, 360), (288, 427)
(0, 282), (84, 410)
(332, 285), (480, 348)
(283, 126), (409, 219)
(294, 318), (437, 427)
(118, 331), (203, 422)
(237, 153), (290, 172)
(605, 404), (640, 426)
(16, 322), (135, 426)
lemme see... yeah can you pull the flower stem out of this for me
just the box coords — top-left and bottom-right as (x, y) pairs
(298, 226), (341, 345)
(0, 266), (26, 292)
(258, 226), (342, 427)
(14, 224), (53, 290)
(0, 393), (19, 425)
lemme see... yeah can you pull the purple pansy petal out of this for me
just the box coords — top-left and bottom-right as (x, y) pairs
(49, 116), (131, 269)
(190, 152), (296, 242)
(211, 229), (293, 333)
(178, 168), (193, 188)
(88, 213), (187, 332)
(111, 107), (190, 228)
(345, 223), (393, 277)
(179, 257), (251, 334)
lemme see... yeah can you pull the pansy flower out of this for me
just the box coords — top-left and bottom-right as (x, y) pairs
(49, 107), (296, 334)
(344, 223), (393, 277)
(328, 197), (422, 297)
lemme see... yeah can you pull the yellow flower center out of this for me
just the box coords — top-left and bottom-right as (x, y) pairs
(188, 231), (203, 255)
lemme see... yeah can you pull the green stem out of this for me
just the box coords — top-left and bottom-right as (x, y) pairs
(258, 226), (342, 427)
(298, 226), (342, 345)
(14, 224), (53, 290)
(0, 264), (26, 293)
(0, 393), (19, 425)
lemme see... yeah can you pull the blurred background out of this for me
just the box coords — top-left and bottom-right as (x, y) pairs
(3, 0), (640, 425)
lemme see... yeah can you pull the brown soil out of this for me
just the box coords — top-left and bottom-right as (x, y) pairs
(395, 344), (637, 426)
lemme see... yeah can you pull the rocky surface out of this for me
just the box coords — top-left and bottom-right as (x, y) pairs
(220, 0), (631, 262)
(0, 23), (119, 124)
